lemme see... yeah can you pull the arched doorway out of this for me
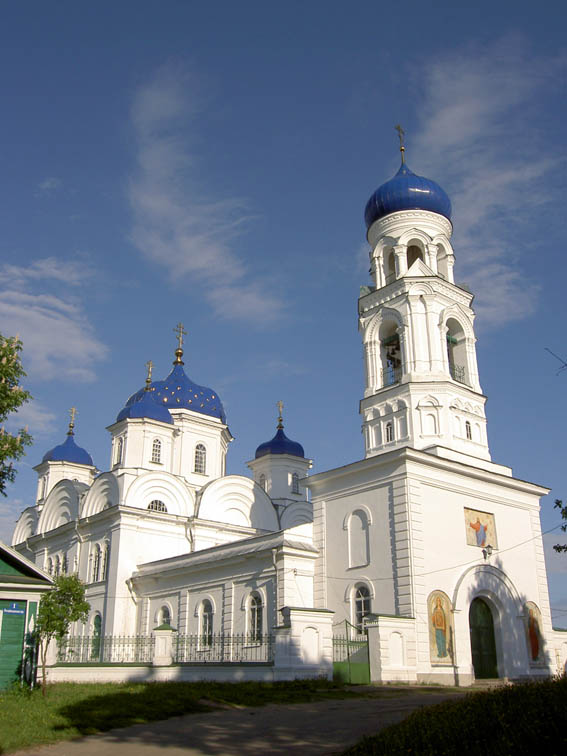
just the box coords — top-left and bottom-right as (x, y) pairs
(469, 597), (498, 679)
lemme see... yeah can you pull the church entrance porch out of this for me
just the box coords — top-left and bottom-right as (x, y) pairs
(469, 597), (498, 679)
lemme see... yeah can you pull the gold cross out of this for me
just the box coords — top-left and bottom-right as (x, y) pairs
(68, 407), (77, 434)
(277, 400), (284, 419)
(395, 124), (406, 163)
(145, 359), (153, 382)
(174, 322), (187, 350)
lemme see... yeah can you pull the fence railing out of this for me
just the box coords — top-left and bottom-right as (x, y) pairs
(332, 635), (368, 663)
(175, 633), (274, 664)
(57, 635), (155, 664)
(449, 363), (467, 385)
(57, 633), (274, 665)
(381, 366), (402, 387)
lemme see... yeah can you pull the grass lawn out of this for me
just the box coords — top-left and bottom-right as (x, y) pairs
(0, 678), (396, 754)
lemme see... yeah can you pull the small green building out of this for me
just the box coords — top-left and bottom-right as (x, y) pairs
(0, 542), (53, 689)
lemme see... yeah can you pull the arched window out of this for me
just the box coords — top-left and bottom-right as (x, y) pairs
(349, 510), (370, 567)
(91, 614), (102, 660)
(194, 443), (206, 474)
(379, 320), (401, 387)
(407, 244), (423, 268)
(62, 554), (68, 575)
(465, 420), (472, 440)
(54, 555), (61, 577)
(101, 544), (109, 580)
(385, 421), (394, 443)
(148, 500), (167, 513)
(159, 605), (171, 626)
(115, 437), (123, 466)
(46, 558), (53, 576)
(40, 476), (47, 499)
(354, 585), (371, 633)
(92, 544), (101, 582)
(200, 600), (213, 646)
(292, 473), (300, 494)
(446, 318), (468, 385)
(151, 438), (162, 463)
(259, 474), (266, 491)
(249, 593), (263, 641)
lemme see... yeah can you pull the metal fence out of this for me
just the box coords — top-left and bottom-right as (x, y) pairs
(57, 635), (155, 664)
(174, 633), (274, 664)
(332, 635), (368, 663)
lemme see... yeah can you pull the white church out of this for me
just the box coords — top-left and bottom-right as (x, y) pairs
(11, 145), (567, 685)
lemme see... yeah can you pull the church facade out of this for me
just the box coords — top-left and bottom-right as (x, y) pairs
(11, 150), (567, 684)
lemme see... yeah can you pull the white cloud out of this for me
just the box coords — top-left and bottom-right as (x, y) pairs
(7, 400), (57, 436)
(0, 257), (108, 382)
(1, 257), (94, 288)
(412, 36), (565, 327)
(36, 177), (61, 195)
(128, 64), (286, 325)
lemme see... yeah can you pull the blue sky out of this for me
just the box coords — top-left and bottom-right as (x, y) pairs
(1, 1), (566, 624)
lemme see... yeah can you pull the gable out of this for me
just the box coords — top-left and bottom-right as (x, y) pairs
(0, 543), (53, 585)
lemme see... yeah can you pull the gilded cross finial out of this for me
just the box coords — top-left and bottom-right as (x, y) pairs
(395, 124), (406, 164)
(277, 400), (284, 429)
(145, 360), (153, 390)
(173, 322), (187, 365)
(68, 407), (77, 435)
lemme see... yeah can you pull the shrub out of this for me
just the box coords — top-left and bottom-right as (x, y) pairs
(343, 677), (567, 756)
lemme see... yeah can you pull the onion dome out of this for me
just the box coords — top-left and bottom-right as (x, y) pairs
(42, 410), (94, 466)
(255, 404), (305, 459)
(364, 162), (451, 230)
(116, 360), (173, 424)
(122, 329), (226, 423)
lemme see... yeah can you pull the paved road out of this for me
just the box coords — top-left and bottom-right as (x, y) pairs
(12, 689), (465, 756)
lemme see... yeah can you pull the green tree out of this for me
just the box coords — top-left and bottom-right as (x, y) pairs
(35, 574), (90, 694)
(554, 499), (567, 553)
(0, 333), (32, 495)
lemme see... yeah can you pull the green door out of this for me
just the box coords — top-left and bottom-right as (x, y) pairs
(469, 597), (498, 679)
(0, 600), (27, 689)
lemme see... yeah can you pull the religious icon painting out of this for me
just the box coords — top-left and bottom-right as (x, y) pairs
(524, 602), (544, 664)
(464, 508), (498, 549)
(428, 590), (454, 665)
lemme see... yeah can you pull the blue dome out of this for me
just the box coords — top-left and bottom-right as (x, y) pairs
(116, 390), (173, 424)
(255, 427), (305, 459)
(42, 434), (94, 466)
(125, 363), (226, 423)
(364, 163), (452, 229)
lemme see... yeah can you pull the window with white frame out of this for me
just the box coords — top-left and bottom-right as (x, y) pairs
(159, 605), (171, 626)
(151, 438), (162, 463)
(54, 555), (61, 577)
(101, 544), (109, 580)
(148, 499), (167, 513)
(248, 593), (263, 641)
(62, 554), (68, 574)
(259, 474), (266, 491)
(354, 585), (371, 633)
(385, 421), (394, 443)
(194, 443), (206, 474)
(115, 437), (123, 466)
(200, 600), (213, 646)
(92, 544), (102, 582)
(46, 557), (53, 575)
(292, 472), (300, 494)
(465, 420), (472, 440)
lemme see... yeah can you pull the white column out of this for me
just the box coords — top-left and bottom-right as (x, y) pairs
(394, 245), (407, 278)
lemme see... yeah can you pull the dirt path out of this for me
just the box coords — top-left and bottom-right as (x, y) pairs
(11, 689), (465, 756)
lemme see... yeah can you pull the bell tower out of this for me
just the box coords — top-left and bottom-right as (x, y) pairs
(359, 135), (490, 463)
